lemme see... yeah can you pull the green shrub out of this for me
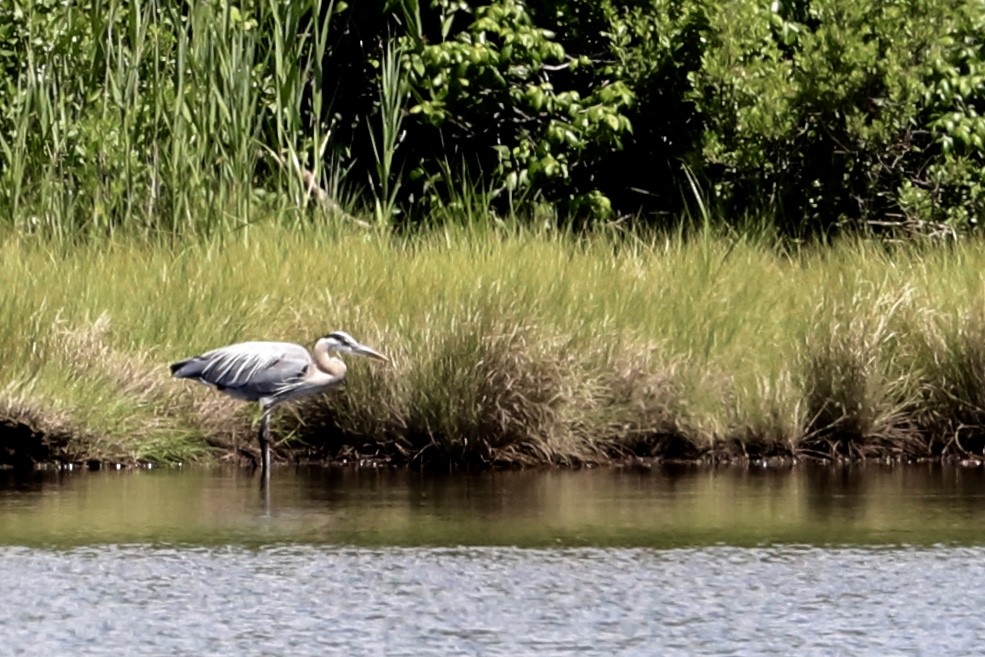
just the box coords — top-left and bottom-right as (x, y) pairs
(694, 0), (932, 230)
(904, 3), (985, 230)
(399, 0), (632, 218)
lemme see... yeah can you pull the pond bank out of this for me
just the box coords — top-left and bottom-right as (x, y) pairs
(2, 413), (983, 472)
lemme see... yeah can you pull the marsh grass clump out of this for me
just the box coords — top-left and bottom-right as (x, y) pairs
(720, 371), (802, 459)
(799, 287), (925, 459)
(291, 321), (692, 468)
(588, 351), (695, 459)
(295, 323), (588, 467)
(915, 305), (985, 456)
(30, 314), (216, 464)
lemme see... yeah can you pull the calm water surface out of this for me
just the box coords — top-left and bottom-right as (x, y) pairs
(1, 465), (984, 655)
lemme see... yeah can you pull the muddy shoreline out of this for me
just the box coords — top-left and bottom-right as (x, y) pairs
(4, 421), (982, 472)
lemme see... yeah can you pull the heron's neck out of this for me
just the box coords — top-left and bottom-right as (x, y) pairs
(312, 340), (347, 378)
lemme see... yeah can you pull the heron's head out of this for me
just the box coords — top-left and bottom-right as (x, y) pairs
(318, 331), (388, 362)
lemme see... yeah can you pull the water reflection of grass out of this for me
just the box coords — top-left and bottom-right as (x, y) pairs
(2, 467), (985, 547)
(4, 226), (985, 467)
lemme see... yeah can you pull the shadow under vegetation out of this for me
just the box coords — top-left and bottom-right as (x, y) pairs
(0, 416), (71, 469)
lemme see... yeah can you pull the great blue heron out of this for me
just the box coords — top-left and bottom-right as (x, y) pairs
(170, 331), (387, 474)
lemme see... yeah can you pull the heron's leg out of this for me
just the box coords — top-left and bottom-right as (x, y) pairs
(258, 410), (272, 475)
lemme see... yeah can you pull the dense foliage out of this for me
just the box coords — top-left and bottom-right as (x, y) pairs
(2, 0), (985, 233)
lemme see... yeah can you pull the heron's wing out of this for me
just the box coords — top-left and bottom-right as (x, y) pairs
(172, 341), (313, 400)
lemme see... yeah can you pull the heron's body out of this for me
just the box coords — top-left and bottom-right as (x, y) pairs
(170, 340), (348, 407)
(170, 331), (386, 475)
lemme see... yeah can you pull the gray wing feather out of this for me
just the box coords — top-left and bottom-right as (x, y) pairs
(173, 341), (312, 401)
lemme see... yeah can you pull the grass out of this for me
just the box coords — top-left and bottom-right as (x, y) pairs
(0, 0), (335, 236)
(3, 220), (985, 468)
(6, 1), (985, 470)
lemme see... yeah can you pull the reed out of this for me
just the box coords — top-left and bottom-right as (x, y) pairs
(0, 0), (335, 237)
(3, 223), (985, 467)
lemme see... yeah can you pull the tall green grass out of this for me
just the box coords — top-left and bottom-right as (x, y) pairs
(4, 224), (985, 467)
(0, 0), (337, 236)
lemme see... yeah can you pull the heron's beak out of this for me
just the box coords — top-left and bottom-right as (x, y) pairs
(355, 343), (389, 363)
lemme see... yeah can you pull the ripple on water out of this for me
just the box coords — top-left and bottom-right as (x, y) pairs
(0, 544), (983, 656)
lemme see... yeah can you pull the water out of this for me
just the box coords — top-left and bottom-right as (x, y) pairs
(1, 465), (985, 655)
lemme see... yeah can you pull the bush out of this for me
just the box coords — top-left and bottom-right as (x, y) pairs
(905, 2), (985, 230)
(399, 0), (633, 218)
